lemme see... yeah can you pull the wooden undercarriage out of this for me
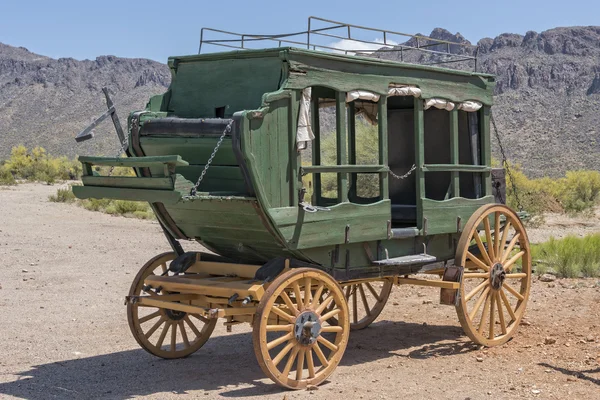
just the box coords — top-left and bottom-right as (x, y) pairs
(125, 204), (532, 389)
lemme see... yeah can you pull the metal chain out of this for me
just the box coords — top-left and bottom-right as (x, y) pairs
(389, 164), (416, 180)
(186, 121), (233, 198)
(490, 113), (523, 211)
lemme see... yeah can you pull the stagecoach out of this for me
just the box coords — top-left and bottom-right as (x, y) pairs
(73, 17), (531, 389)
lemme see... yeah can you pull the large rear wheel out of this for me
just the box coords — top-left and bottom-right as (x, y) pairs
(455, 204), (531, 346)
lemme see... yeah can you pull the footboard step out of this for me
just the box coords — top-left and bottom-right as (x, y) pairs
(372, 254), (437, 267)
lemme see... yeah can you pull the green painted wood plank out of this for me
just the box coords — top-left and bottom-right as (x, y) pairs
(269, 200), (391, 226)
(79, 155), (188, 168)
(481, 106), (493, 197)
(335, 91), (348, 203)
(378, 96), (389, 200)
(301, 165), (388, 174)
(72, 186), (181, 204)
(414, 98), (425, 229)
(422, 164), (492, 173)
(422, 196), (495, 235)
(139, 137), (238, 166)
(166, 208), (266, 228)
(450, 109), (460, 197)
(311, 92), (322, 205)
(81, 176), (174, 190)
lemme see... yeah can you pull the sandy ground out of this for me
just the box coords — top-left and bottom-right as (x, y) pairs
(0, 183), (599, 400)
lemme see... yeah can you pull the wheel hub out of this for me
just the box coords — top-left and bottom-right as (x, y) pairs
(164, 309), (186, 321)
(490, 263), (506, 290)
(294, 311), (321, 345)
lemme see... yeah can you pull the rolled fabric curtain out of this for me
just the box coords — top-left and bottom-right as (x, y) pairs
(388, 84), (422, 98)
(424, 98), (456, 111)
(346, 90), (380, 103)
(296, 87), (315, 150)
(457, 100), (483, 112)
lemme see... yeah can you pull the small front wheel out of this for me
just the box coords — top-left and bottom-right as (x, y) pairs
(127, 252), (216, 359)
(252, 268), (350, 389)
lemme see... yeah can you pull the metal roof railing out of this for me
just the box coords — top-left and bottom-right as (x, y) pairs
(199, 16), (479, 71)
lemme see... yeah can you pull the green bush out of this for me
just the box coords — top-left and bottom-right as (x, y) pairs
(557, 171), (600, 213)
(0, 165), (16, 185)
(48, 187), (77, 203)
(531, 234), (600, 278)
(2, 145), (81, 184)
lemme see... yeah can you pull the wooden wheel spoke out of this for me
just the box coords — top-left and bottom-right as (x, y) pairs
(358, 284), (371, 316)
(469, 287), (490, 321)
(313, 343), (329, 367)
(473, 231), (493, 266)
(463, 272), (489, 279)
(317, 336), (338, 352)
(267, 332), (293, 350)
(489, 292), (496, 339)
(495, 293), (507, 335)
(271, 306), (296, 323)
(138, 310), (161, 324)
(466, 251), (489, 271)
(272, 341), (295, 367)
(494, 212), (501, 259)
(320, 325), (344, 333)
(191, 313), (210, 324)
(505, 272), (527, 279)
(266, 324), (293, 332)
(315, 294), (335, 314)
(499, 289), (517, 322)
(145, 316), (166, 339)
(465, 280), (488, 302)
(319, 308), (341, 322)
(184, 315), (202, 338)
(503, 283), (525, 301)
(171, 321), (177, 352)
(160, 262), (168, 274)
(280, 291), (299, 316)
(478, 293), (491, 334)
(499, 221), (511, 259)
(282, 346), (300, 377)
(364, 282), (382, 302)
(503, 251), (526, 273)
(311, 283), (325, 308)
(155, 321), (170, 349)
(292, 282), (303, 312)
(178, 321), (190, 347)
(501, 233), (520, 264)
(483, 217), (495, 261)
(296, 349), (305, 381)
(304, 277), (312, 308)
(306, 349), (316, 378)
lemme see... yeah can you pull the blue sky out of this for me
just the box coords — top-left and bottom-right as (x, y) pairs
(1, 0), (598, 62)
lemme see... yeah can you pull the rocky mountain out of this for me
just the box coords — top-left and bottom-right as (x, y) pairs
(0, 43), (170, 159)
(374, 26), (600, 177)
(1, 25), (600, 177)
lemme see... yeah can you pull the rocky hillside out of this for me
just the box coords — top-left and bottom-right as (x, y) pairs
(2, 25), (600, 176)
(0, 43), (170, 159)
(375, 26), (600, 177)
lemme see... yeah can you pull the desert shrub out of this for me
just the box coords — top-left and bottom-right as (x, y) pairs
(48, 187), (77, 203)
(2, 145), (81, 184)
(0, 165), (16, 185)
(531, 234), (600, 278)
(555, 171), (600, 213)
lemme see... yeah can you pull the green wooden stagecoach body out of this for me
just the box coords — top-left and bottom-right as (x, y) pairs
(74, 47), (497, 279)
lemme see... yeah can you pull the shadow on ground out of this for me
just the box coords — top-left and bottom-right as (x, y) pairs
(0, 321), (470, 399)
(539, 363), (600, 386)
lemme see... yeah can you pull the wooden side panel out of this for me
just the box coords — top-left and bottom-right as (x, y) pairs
(164, 198), (285, 263)
(168, 56), (282, 118)
(140, 137), (238, 165)
(422, 196), (495, 235)
(247, 98), (292, 208)
(268, 200), (390, 250)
